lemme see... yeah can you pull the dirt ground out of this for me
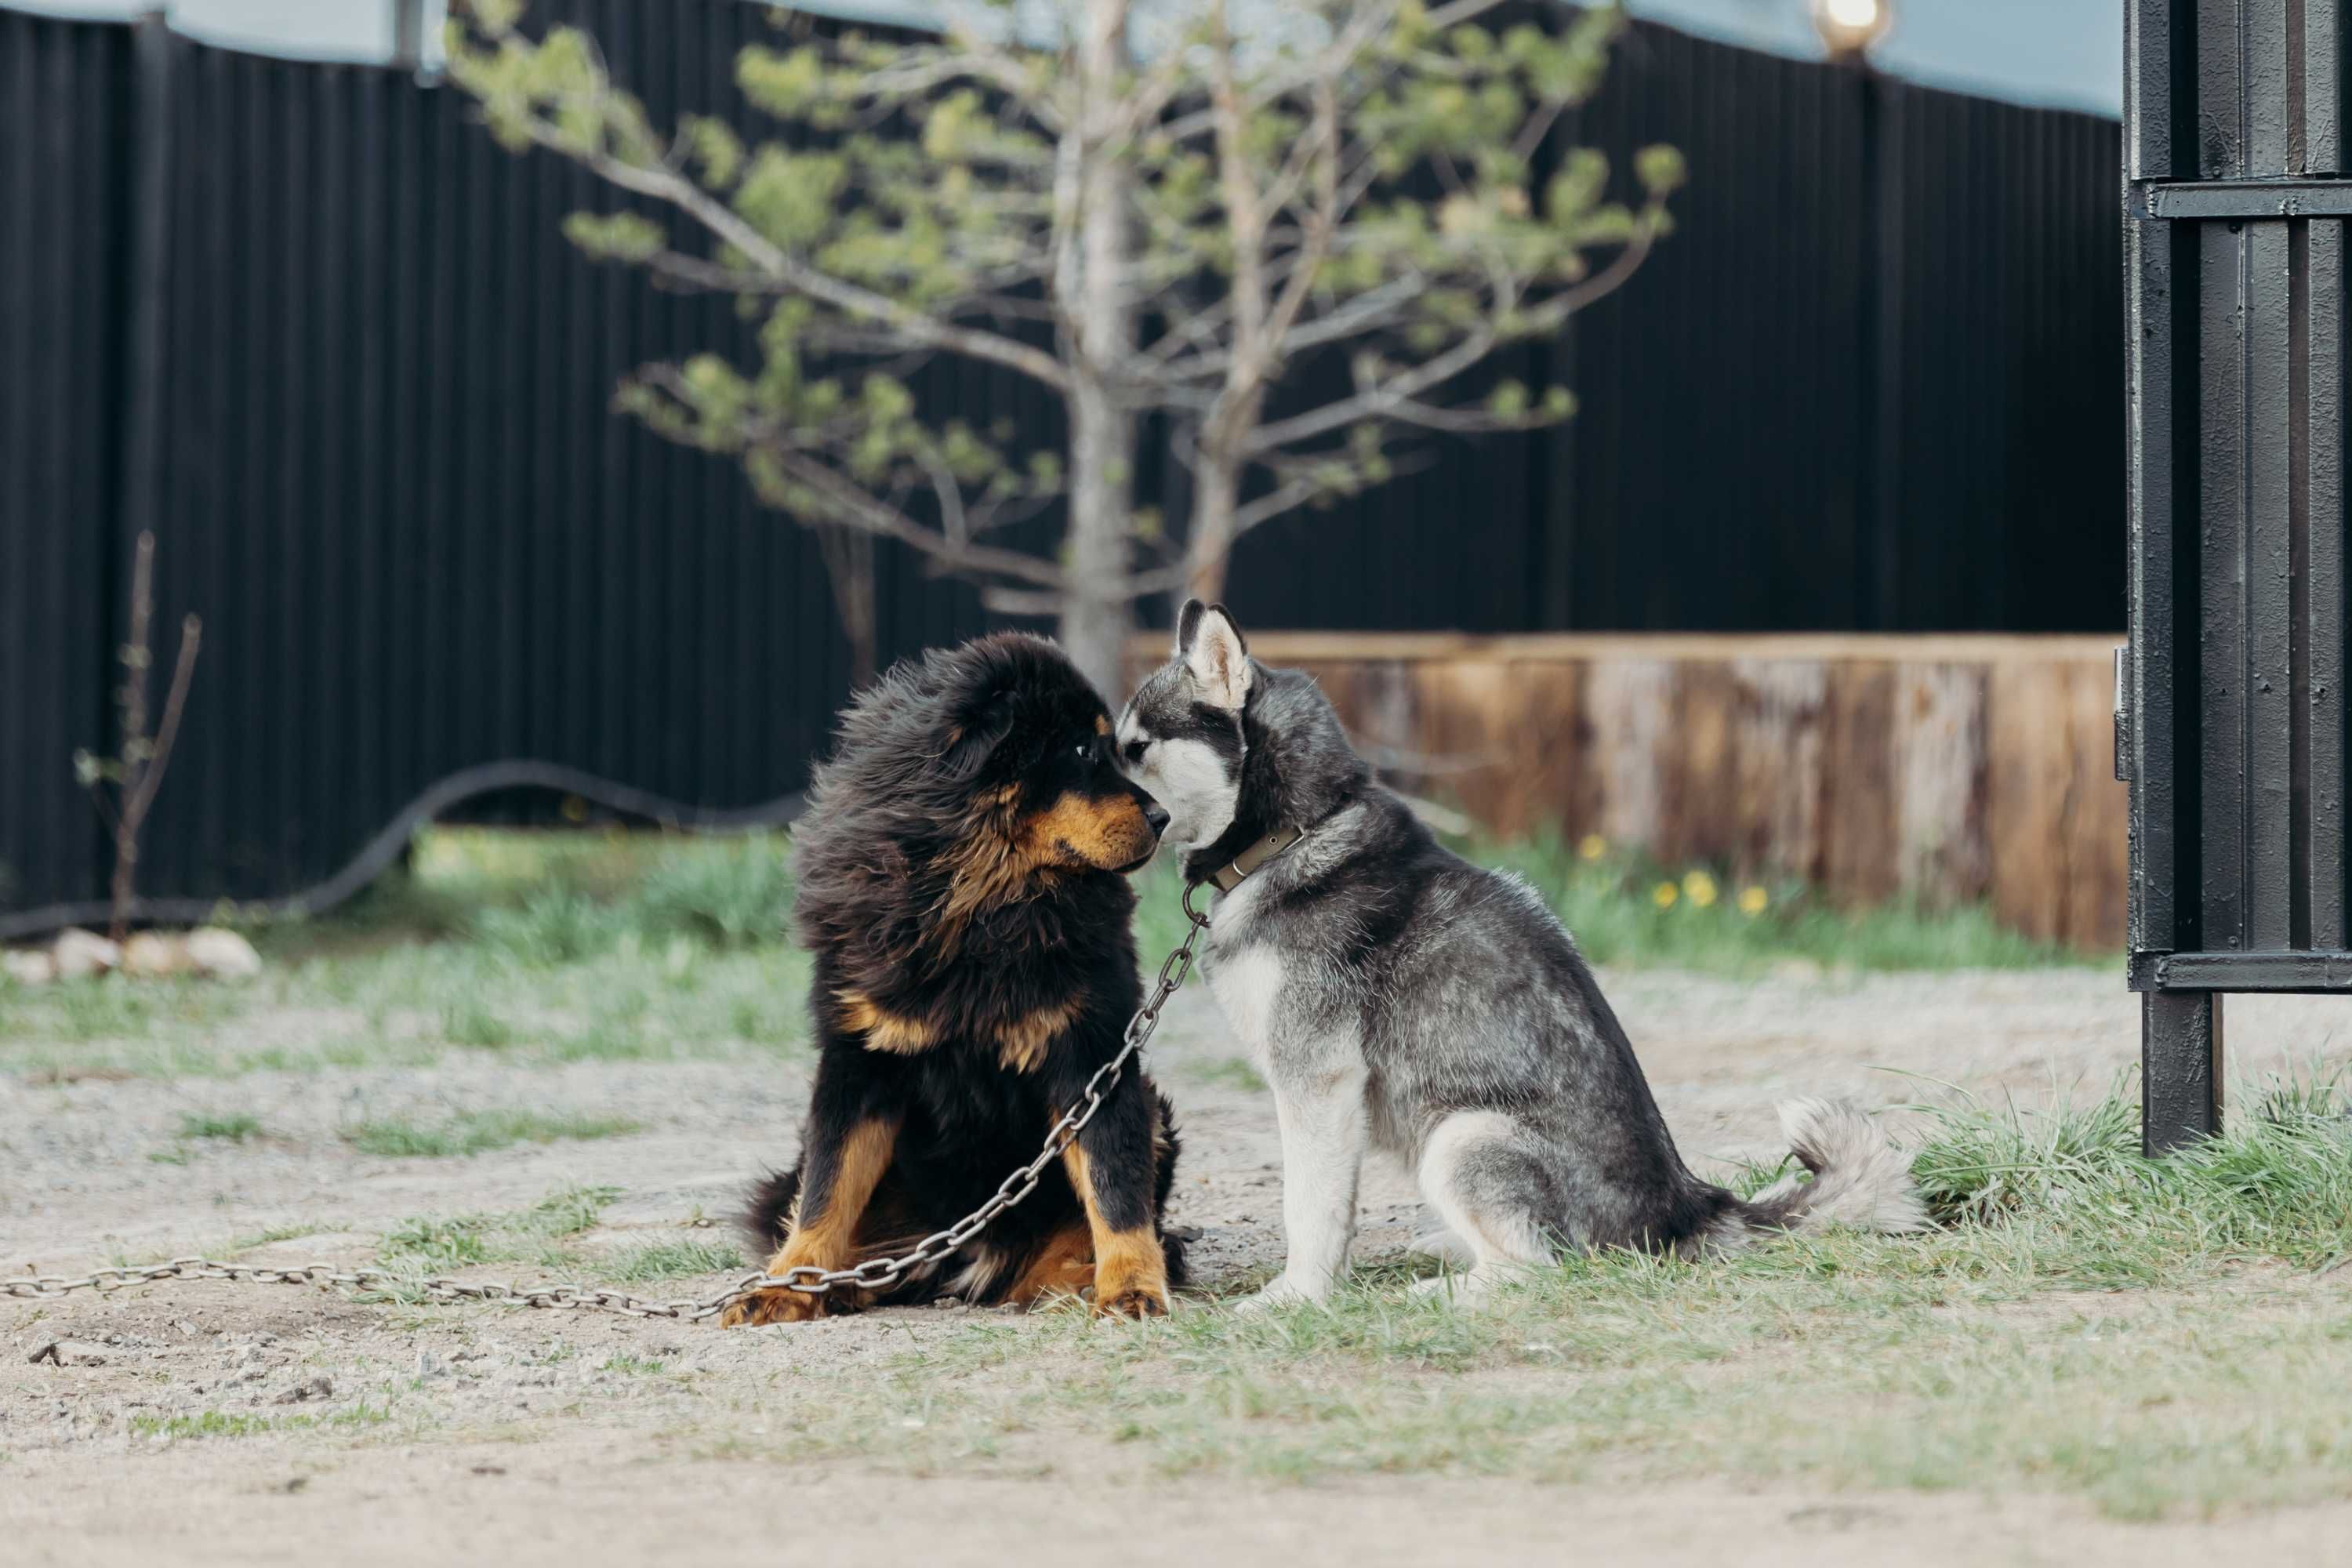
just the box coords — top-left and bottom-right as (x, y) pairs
(8, 966), (2352, 1565)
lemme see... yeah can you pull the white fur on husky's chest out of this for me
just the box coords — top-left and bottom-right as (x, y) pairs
(1207, 945), (1286, 1065)
(1204, 878), (1287, 1063)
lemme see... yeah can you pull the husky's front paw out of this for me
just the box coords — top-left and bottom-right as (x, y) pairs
(1230, 1273), (1327, 1315)
(1408, 1264), (1526, 1308)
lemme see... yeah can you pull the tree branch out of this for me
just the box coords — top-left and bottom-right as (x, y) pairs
(770, 449), (1072, 590)
(1245, 209), (1665, 455)
(500, 106), (1072, 394)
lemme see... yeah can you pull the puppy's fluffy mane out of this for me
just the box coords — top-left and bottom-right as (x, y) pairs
(792, 631), (1131, 986)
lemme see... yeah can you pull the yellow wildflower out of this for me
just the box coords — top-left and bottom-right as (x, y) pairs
(1738, 885), (1769, 916)
(1577, 833), (1607, 862)
(1682, 871), (1719, 908)
(1652, 881), (1678, 909)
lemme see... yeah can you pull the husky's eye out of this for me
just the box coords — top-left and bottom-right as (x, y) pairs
(1122, 739), (1148, 765)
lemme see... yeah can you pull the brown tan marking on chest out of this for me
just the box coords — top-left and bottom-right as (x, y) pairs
(837, 989), (938, 1054)
(995, 994), (1084, 1073)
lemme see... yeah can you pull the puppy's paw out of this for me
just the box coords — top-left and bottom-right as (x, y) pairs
(1092, 1279), (1171, 1319)
(1088, 1232), (1171, 1320)
(718, 1286), (826, 1327)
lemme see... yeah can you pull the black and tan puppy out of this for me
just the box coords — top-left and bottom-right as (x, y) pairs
(722, 633), (1185, 1325)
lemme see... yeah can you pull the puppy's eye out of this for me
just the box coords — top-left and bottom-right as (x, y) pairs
(1122, 739), (1148, 765)
(1074, 742), (1093, 762)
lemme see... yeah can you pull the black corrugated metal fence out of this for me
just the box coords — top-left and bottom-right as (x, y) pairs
(0, 1), (2125, 924)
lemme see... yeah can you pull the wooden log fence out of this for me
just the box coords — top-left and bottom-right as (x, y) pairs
(1134, 633), (2127, 952)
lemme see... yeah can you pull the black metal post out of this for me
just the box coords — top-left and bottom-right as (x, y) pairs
(2141, 992), (2223, 1154)
(2126, 0), (2352, 1154)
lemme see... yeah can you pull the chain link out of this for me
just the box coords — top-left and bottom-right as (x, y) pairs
(9, 888), (1214, 1327)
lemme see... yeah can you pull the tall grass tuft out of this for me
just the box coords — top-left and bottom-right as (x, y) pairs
(470, 889), (630, 966)
(453, 831), (793, 964)
(630, 830), (793, 949)
(1907, 1069), (2352, 1276)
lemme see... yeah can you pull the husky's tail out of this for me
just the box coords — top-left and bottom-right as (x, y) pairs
(1734, 1098), (1929, 1236)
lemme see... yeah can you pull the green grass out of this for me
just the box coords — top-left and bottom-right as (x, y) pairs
(689, 1073), (2352, 1519)
(342, 1109), (640, 1160)
(148, 1109), (270, 1163)
(3, 825), (2085, 1083)
(598, 1236), (744, 1283)
(439, 998), (514, 1049)
(177, 1111), (266, 1142)
(129, 1403), (394, 1442)
(1485, 832), (2090, 975)
(374, 1183), (621, 1287)
(0, 829), (815, 1077)
(1131, 831), (2091, 978)
(1907, 1068), (2352, 1275)
(226, 1221), (339, 1254)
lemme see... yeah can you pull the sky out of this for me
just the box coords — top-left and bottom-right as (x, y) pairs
(13, 1), (2125, 116)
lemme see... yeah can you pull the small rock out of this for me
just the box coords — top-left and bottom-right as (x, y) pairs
(122, 932), (191, 978)
(29, 1340), (110, 1367)
(184, 927), (263, 981)
(51, 928), (121, 980)
(2, 948), (56, 986)
(274, 1375), (333, 1405)
(174, 1320), (198, 1339)
(416, 1350), (445, 1380)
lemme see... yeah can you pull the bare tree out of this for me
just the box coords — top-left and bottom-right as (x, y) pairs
(73, 531), (202, 941)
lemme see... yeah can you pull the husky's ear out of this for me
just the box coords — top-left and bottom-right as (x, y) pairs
(1183, 602), (1251, 711)
(1174, 598), (1207, 659)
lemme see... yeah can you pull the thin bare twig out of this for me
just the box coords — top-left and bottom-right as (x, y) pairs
(88, 532), (203, 942)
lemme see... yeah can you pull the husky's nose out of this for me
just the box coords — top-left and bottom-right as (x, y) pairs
(1143, 803), (1171, 838)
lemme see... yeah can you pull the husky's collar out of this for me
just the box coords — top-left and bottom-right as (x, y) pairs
(1205, 822), (1308, 893)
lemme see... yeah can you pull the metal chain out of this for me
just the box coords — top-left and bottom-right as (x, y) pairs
(9, 887), (1215, 1327)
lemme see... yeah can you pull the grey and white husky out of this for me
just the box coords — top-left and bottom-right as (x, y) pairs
(1117, 601), (1926, 1308)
